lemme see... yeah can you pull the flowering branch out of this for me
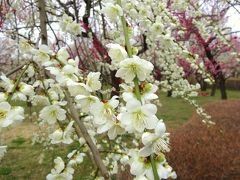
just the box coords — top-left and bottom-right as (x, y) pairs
(150, 155), (160, 180)
(116, 0), (160, 179)
(64, 90), (110, 180)
(117, 0), (132, 58)
(7, 63), (30, 101)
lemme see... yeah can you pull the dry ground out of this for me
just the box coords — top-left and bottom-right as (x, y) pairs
(167, 100), (240, 180)
(1, 121), (39, 144)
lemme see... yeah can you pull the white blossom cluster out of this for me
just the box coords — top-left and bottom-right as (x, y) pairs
(0, 39), (174, 178)
(60, 14), (82, 36)
(0, 0), (223, 179)
(115, 0), (214, 123)
(46, 150), (85, 179)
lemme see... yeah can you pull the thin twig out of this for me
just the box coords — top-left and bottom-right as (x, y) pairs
(5, 64), (25, 77)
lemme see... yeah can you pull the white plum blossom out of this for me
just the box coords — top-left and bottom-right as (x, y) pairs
(46, 64), (79, 86)
(48, 84), (65, 102)
(49, 121), (75, 144)
(49, 129), (62, 144)
(31, 95), (50, 106)
(101, 3), (123, 22)
(46, 157), (73, 180)
(90, 96), (121, 137)
(0, 102), (24, 127)
(75, 95), (99, 113)
(0, 93), (7, 102)
(116, 56), (154, 83)
(139, 121), (170, 157)
(85, 72), (102, 92)
(150, 16), (164, 36)
(67, 82), (90, 97)
(122, 83), (158, 103)
(26, 65), (35, 78)
(47, 150), (86, 180)
(151, 22), (164, 34)
(144, 162), (177, 180)
(66, 22), (81, 36)
(10, 106), (25, 123)
(79, 137), (86, 145)
(118, 100), (158, 133)
(33, 79), (55, 89)
(11, 82), (35, 101)
(52, 157), (65, 174)
(67, 150), (85, 166)
(39, 104), (66, 124)
(106, 121), (125, 140)
(61, 121), (75, 144)
(19, 39), (33, 53)
(128, 149), (146, 177)
(60, 14), (73, 31)
(0, 74), (14, 92)
(57, 48), (69, 63)
(62, 64), (79, 79)
(140, 83), (158, 101)
(11, 92), (27, 101)
(60, 14), (81, 35)
(90, 96), (119, 125)
(128, 149), (176, 179)
(106, 43), (128, 64)
(33, 45), (52, 66)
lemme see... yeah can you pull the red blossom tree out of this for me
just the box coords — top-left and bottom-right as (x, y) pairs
(172, 0), (240, 99)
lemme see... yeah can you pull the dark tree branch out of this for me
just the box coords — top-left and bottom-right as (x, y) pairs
(137, 34), (148, 55)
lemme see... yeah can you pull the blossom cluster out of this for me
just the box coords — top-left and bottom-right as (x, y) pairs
(60, 14), (82, 36)
(0, 0), (222, 179)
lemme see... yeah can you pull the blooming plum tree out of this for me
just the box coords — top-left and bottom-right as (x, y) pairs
(0, 0), (237, 179)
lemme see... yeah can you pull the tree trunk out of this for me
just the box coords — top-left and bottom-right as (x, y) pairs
(219, 75), (227, 100)
(201, 80), (207, 91)
(38, 0), (48, 45)
(210, 83), (216, 96)
(110, 70), (121, 96)
(167, 90), (172, 97)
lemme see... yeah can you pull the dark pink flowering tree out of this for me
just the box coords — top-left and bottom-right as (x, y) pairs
(172, 0), (240, 99)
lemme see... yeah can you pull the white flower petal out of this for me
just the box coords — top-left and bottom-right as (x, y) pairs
(155, 121), (166, 136)
(139, 145), (153, 157)
(142, 132), (156, 145)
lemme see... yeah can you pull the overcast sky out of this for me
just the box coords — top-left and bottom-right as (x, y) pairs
(226, 6), (240, 32)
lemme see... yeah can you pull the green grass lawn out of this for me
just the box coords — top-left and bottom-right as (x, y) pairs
(158, 89), (240, 128)
(0, 89), (239, 179)
(0, 138), (94, 180)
